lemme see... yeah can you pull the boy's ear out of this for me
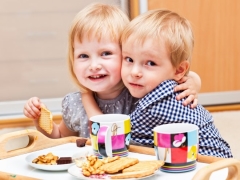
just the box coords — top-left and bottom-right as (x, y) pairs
(173, 60), (190, 81)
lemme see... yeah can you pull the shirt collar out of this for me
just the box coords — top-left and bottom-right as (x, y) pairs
(138, 80), (178, 109)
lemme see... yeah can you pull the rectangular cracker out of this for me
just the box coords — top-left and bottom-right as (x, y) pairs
(39, 106), (53, 134)
(122, 160), (164, 172)
(101, 157), (139, 174)
(110, 169), (155, 179)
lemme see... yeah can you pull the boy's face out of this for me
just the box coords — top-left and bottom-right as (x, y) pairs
(73, 36), (122, 98)
(121, 37), (176, 98)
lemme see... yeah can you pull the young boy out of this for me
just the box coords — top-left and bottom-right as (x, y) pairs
(120, 9), (232, 158)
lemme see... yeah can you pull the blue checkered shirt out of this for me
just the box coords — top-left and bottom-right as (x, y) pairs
(130, 80), (232, 158)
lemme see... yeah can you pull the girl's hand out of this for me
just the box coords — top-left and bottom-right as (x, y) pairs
(174, 72), (201, 108)
(23, 97), (44, 120)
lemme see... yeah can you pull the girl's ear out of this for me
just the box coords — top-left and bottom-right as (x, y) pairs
(173, 60), (190, 81)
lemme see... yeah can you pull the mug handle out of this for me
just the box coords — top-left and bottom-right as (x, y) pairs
(105, 126), (112, 157)
(98, 126), (112, 157)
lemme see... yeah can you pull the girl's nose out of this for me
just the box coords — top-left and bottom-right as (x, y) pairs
(89, 63), (102, 71)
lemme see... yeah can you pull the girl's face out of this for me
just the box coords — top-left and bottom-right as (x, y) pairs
(73, 36), (122, 99)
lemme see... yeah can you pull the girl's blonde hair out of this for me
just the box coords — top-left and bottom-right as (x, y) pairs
(68, 3), (129, 92)
(121, 9), (194, 72)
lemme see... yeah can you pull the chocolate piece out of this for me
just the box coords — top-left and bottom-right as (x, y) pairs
(76, 138), (87, 147)
(57, 157), (72, 165)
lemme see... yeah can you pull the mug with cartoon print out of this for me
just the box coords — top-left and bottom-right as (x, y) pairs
(154, 123), (199, 173)
(89, 114), (131, 158)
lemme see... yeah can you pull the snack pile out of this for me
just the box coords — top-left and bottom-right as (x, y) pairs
(32, 152), (59, 165)
(78, 155), (164, 179)
(32, 152), (72, 165)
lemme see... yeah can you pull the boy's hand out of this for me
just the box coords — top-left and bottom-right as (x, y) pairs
(23, 97), (44, 120)
(174, 76), (199, 108)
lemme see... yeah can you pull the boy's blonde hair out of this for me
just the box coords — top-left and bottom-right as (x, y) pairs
(121, 9), (194, 71)
(68, 3), (129, 92)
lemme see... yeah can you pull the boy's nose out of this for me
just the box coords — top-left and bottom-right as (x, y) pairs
(131, 66), (142, 78)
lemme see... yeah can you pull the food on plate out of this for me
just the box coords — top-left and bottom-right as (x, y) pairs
(79, 155), (164, 179)
(101, 156), (120, 163)
(110, 169), (155, 179)
(76, 138), (87, 147)
(81, 155), (105, 177)
(73, 156), (87, 168)
(72, 151), (91, 168)
(32, 152), (59, 165)
(81, 155), (121, 177)
(122, 160), (164, 172)
(32, 153), (73, 165)
(39, 106), (53, 134)
(100, 157), (139, 174)
(56, 157), (72, 164)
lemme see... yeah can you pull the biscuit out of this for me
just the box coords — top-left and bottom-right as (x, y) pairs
(32, 152), (59, 165)
(80, 155), (106, 177)
(100, 157), (139, 174)
(110, 169), (155, 179)
(102, 156), (120, 163)
(39, 106), (53, 134)
(122, 160), (164, 172)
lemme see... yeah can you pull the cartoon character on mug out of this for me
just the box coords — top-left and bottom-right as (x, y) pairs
(91, 122), (100, 135)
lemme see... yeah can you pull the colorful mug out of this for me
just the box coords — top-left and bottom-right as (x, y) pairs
(89, 114), (131, 158)
(153, 123), (199, 173)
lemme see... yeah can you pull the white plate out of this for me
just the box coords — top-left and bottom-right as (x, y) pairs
(68, 165), (157, 180)
(25, 150), (75, 171)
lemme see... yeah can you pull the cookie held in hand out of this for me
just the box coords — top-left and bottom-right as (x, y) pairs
(39, 106), (53, 134)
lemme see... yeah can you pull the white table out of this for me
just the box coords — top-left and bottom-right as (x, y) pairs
(0, 143), (228, 180)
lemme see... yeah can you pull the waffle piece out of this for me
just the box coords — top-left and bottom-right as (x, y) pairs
(39, 106), (53, 134)
(122, 160), (164, 172)
(100, 157), (139, 174)
(110, 169), (155, 179)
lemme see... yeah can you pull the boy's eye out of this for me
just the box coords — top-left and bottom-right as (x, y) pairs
(126, 57), (133, 63)
(146, 61), (156, 66)
(102, 51), (112, 56)
(79, 54), (89, 58)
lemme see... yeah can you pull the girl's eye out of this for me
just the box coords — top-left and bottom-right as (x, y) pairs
(102, 51), (112, 56)
(146, 61), (156, 66)
(126, 57), (133, 63)
(79, 54), (89, 58)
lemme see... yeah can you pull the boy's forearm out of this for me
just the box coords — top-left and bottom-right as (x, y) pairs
(82, 92), (103, 118)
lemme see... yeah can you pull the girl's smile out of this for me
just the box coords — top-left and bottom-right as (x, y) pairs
(73, 36), (123, 99)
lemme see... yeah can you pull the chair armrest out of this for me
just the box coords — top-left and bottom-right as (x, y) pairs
(192, 158), (240, 180)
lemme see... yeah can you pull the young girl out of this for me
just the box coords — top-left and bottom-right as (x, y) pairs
(23, 3), (201, 139)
